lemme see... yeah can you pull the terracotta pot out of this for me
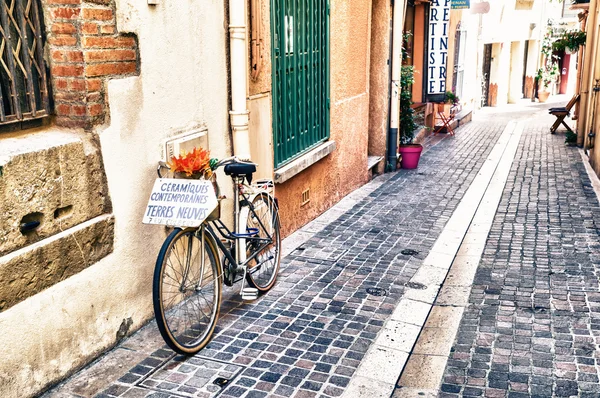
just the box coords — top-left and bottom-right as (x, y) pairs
(538, 90), (550, 103)
(399, 144), (423, 169)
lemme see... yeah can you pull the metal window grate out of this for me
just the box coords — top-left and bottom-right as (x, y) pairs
(0, 0), (49, 125)
(271, 0), (330, 169)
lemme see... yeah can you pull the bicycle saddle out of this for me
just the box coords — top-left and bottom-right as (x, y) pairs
(224, 162), (256, 183)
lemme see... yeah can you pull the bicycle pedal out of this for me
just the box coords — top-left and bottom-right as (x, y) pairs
(241, 287), (259, 301)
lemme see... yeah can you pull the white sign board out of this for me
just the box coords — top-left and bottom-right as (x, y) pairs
(427, 0), (451, 98)
(143, 178), (218, 227)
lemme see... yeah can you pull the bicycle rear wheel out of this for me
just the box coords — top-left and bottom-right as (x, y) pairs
(153, 227), (221, 355)
(245, 193), (281, 292)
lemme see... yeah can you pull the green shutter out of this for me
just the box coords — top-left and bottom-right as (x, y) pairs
(271, 0), (330, 169)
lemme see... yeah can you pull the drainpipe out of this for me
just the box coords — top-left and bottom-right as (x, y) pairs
(229, 0), (251, 160)
(387, 0), (406, 170)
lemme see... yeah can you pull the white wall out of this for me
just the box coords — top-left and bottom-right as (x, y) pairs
(0, 1), (232, 397)
(508, 41), (525, 103)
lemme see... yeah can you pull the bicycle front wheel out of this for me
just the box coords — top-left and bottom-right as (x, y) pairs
(245, 193), (281, 292)
(153, 227), (221, 355)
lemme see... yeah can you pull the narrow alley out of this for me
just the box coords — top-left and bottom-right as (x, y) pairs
(42, 98), (600, 398)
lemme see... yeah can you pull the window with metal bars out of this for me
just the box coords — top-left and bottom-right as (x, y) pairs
(0, 0), (50, 127)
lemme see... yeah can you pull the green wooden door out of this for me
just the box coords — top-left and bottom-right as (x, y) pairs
(271, 0), (330, 169)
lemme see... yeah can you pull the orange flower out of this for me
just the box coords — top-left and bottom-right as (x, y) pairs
(168, 147), (213, 178)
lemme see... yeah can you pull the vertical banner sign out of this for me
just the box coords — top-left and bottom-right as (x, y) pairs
(427, 0), (451, 101)
(451, 0), (470, 9)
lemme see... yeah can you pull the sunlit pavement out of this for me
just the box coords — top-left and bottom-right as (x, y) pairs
(45, 98), (597, 398)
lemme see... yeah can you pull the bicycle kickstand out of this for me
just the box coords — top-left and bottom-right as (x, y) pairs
(239, 267), (258, 301)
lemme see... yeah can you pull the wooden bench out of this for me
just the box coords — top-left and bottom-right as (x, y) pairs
(549, 94), (580, 134)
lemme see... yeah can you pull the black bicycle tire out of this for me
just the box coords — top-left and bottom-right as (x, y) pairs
(153, 227), (221, 355)
(245, 193), (281, 292)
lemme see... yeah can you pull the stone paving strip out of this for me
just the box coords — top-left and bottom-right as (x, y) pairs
(343, 122), (525, 398)
(45, 118), (507, 398)
(392, 122), (525, 397)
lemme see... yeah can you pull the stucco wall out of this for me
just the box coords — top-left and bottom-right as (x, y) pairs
(0, 1), (231, 397)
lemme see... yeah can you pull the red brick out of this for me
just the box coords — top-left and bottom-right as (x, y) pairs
(99, 25), (115, 34)
(82, 8), (113, 21)
(52, 50), (83, 62)
(88, 103), (104, 116)
(51, 7), (80, 19)
(81, 22), (99, 35)
(48, 35), (77, 46)
(51, 22), (77, 34)
(55, 116), (89, 129)
(87, 79), (102, 91)
(54, 91), (85, 101)
(70, 79), (86, 91)
(52, 64), (84, 77)
(55, 78), (68, 89)
(72, 105), (87, 116)
(85, 61), (136, 77)
(83, 36), (136, 48)
(51, 51), (65, 62)
(84, 49), (136, 62)
(67, 51), (84, 62)
(55, 103), (72, 115)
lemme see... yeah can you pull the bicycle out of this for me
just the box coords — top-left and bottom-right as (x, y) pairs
(149, 157), (281, 355)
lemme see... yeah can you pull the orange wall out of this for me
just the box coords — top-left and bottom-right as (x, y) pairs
(368, 0), (392, 161)
(276, 0), (373, 236)
(412, 4), (425, 103)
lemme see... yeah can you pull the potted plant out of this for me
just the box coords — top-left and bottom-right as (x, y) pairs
(552, 30), (586, 53)
(440, 91), (459, 116)
(536, 61), (558, 103)
(398, 65), (422, 169)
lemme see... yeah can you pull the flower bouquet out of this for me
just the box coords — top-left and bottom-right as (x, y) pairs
(168, 147), (218, 179)
(167, 147), (221, 220)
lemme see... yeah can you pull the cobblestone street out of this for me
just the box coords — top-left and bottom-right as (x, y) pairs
(45, 99), (600, 398)
(438, 110), (600, 398)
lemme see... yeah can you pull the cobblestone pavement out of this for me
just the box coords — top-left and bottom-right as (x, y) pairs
(46, 114), (508, 398)
(439, 106), (600, 398)
(47, 100), (598, 398)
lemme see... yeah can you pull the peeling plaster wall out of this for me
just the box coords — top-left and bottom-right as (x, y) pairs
(0, 1), (231, 397)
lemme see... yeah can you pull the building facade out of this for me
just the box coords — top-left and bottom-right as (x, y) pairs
(0, 0), (410, 396)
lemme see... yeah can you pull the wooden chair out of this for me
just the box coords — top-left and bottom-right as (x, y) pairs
(434, 103), (457, 136)
(549, 94), (580, 134)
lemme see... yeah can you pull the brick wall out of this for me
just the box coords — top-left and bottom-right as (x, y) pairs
(43, 0), (139, 129)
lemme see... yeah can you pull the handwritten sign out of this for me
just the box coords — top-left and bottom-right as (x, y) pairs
(427, 0), (451, 101)
(143, 178), (218, 227)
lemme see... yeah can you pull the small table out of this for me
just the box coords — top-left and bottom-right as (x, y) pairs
(434, 103), (457, 136)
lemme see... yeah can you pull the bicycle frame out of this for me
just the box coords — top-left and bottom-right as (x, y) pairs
(197, 175), (276, 285)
